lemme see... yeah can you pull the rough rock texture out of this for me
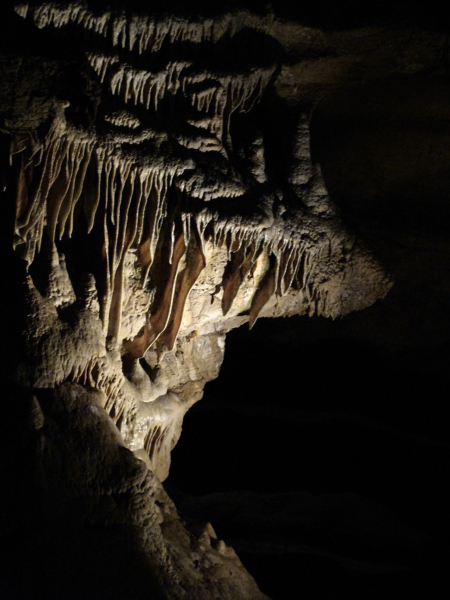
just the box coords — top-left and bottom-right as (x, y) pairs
(1, 1), (446, 598)
(2, 1), (391, 478)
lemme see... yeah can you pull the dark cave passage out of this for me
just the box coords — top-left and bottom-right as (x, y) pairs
(167, 316), (450, 599)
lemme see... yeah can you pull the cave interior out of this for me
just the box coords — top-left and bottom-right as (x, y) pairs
(1, 1), (450, 599)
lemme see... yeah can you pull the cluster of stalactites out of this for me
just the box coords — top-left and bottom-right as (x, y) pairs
(16, 1), (276, 123)
(15, 2), (273, 53)
(89, 55), (275, 114)
(10, 1), (306, 349)
(192, 210), (314, 325)
(11, 116), (186, 338)
(13, 122), (178, 248)
(10, 118), (315, 354)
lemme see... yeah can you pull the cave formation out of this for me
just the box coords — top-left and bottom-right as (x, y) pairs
(1, 1), (450, 598)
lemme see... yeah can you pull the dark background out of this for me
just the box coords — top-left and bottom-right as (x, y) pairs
(168, 315), (450, 599)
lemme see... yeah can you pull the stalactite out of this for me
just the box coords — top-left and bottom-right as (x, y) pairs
(156, 232), (206, 352)
(86, 53), (119, 84)
(249, 257), (277, 329)
(221, 244), (258, 315)
(125, 230), (186, 358)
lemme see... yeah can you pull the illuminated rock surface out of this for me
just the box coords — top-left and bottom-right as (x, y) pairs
(1, 1), (450, 598)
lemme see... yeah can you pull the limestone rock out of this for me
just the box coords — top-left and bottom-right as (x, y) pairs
(3, 1), (441, 598)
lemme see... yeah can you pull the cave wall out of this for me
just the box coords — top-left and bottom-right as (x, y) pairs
(1, 2), (448, 598)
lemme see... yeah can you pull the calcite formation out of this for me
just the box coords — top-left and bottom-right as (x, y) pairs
(0, 1), (408, 598)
